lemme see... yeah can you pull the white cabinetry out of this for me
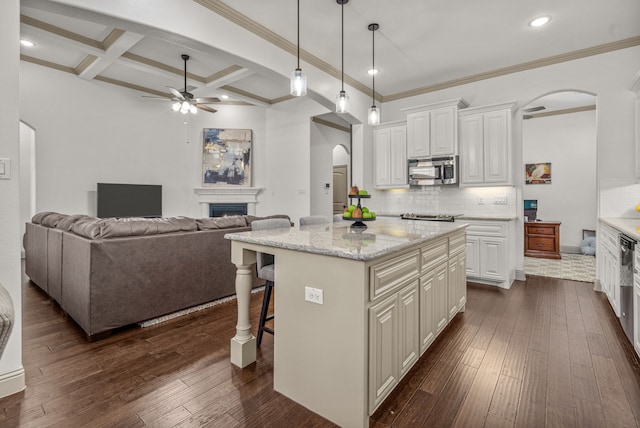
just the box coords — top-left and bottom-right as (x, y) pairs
(459, 102), (516, 187)
(403, 98), (468, 159)
(599, 222), (620, 316)
(631, 71), (640, 179)
(464, 219), (514, 289)
(373, 122), (408, 189)
(369, 230), (466, 413)
(634, 247), (640, 358)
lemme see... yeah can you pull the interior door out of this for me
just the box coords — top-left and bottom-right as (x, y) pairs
(333, 165), (348, 214)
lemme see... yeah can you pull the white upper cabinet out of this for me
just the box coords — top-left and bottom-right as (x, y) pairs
(374, 121), (408, 189)
(403, 98), (468, 159)
(459, 102), (517, 187)
(630, 71), (640, 179)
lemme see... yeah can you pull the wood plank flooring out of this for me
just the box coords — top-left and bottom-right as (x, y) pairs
(1, 267), (640, 427)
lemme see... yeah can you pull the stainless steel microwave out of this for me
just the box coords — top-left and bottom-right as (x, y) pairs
(408, 156), (458, 186)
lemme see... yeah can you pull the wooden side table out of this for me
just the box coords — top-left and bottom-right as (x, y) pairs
(524, 221), (561, 259)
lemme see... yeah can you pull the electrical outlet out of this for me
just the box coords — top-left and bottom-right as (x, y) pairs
(305, 286), (324, 305)
(494, 195), (507, 205)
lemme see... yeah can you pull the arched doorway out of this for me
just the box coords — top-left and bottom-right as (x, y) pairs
(521, 90), (597, 279)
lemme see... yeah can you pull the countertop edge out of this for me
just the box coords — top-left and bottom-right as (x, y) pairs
(225, 223), (468, 261)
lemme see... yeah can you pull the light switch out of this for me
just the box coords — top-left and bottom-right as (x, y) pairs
(0, 158), (10, 180)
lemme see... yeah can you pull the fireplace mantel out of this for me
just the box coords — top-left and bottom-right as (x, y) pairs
(194, 187), (263, 216)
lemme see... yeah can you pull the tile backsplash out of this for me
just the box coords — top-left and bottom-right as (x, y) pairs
(373, 186), (517, 217)
(600, 178), (640, 218)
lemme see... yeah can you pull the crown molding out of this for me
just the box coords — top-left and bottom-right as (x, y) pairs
(312, 117), (351, 134)
(121, 52), (206, 84)
(526, 104), (596, 119)
(102, 29), (126, 50)
(74, 54), (98, 75)
(384, 36), (640, 103)
(93, 75), (170, 98)
(21, 54), (75, 74)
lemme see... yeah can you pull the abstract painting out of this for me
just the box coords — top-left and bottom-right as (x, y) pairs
(202, 128), (252, 187)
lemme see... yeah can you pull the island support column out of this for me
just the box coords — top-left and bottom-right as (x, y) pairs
(230, 243), (257, 368)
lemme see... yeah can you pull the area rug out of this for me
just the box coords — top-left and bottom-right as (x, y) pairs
(524, 253), (596, 283)
(138, 285), (265, 327)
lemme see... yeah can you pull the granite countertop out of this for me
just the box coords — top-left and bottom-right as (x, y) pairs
(600, 218), (640, 241)
(225, 217), (467, 261)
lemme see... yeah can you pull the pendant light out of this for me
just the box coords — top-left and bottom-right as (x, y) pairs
(335, 0), (349, 113)
(290, 0), (307, 96)
(368, 23), (380, 125)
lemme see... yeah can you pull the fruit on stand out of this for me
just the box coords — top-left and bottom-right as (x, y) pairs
(363, 212), (372, 219)
(343, 211), (352, 219)
(358, 190), (368, 195)
(353, 207), (363, 218)
(362, 207), (369, 213)
(349, 185), (359, 196)
(347, 204), (356, 213)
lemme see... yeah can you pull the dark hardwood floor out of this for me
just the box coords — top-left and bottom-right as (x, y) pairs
(1, 266), (640, 427)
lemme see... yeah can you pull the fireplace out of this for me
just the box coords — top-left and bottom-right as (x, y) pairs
(194, 187), (262, 217)
(209, 203), (248, 217)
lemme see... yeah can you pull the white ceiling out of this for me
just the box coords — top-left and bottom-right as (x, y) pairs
(19, 0), (640, 112)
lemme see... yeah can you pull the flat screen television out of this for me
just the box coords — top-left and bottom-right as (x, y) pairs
(97, 183), (162, 218)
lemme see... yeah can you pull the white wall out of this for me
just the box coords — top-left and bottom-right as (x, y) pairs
(19, 122), (36, 257)
(0, 0), (25, 398)
(20, 62), (268, 219)
(261, 97), (330, 224)
(311, 123), (350, 217)
(523, 110), (597, 250)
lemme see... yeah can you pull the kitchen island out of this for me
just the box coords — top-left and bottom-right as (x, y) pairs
(225, 218), (467, 428)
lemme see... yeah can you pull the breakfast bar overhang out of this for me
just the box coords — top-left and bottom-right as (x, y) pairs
(225, 218), (468, 428)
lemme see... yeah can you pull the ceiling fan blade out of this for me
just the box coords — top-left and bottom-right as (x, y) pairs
(142, 95), (170, 100)
(523, 106), (546, 113)
(193, 97), (221, 104)
(167, 87), (185, 100)
(196, 104), (217, 113)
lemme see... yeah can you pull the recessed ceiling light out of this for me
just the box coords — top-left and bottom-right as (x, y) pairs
(367, 68), (379, 76)
(220, 94), (229, 100)
(529, 16), (551, 27)
(20, 39), (35, 47)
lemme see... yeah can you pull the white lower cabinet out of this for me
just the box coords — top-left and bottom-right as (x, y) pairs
(464, 220), (513, 288)
(369, 280), (419, 412)
(634, 247), (640, 358)
(369, 230), (467, 413)
(599, 222), (620, 315)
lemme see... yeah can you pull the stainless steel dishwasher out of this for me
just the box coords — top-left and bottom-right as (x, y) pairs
(619, 233), (635, 343)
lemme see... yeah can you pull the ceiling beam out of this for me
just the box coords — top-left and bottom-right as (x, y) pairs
(526, 105), (596, 119)
(78, 30), (145, 80)
(219, 85), (271, 107)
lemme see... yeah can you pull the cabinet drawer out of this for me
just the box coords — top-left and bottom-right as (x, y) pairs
(526, 225), (555, 235)
(527, 236), (555, 251)
(370, 250), (420, 301)
(421, 238), (448, 273)
(466, 222), (506, 237)
(449, 233), (466, 255)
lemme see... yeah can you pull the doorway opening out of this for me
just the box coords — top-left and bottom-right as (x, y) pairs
(19, 121), (36, 258)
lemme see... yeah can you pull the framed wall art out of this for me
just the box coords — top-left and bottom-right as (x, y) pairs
(202, 128), (252, 187)
(525, 162), (551, 184)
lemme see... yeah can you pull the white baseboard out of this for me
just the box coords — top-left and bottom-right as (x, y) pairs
(0, 367), (25, 399)
(515, 270), (526, 281)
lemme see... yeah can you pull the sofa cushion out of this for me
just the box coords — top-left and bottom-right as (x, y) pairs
(56, 214), (91, 231)
(99, 217), (197, 238)
(32, 212), (64, 226)
(196, 215), (247, 230)
(71, 217), (103, 239)
(245, 214), (292, 226)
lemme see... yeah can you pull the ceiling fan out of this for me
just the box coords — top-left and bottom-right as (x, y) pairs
(162, 54), (218, 114)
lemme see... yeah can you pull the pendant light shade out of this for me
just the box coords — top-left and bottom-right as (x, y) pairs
(368, 23), (380, 125)
(290, 0), (307, 96)
(336, 0), (349, 113)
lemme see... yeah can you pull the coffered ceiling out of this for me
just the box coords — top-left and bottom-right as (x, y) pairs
(19, 0), (640, 113)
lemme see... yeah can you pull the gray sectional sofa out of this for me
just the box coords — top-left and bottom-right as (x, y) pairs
(24, 212), (289, 340)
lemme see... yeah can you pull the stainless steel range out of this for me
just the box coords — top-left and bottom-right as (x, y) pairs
(400, 213), (463, 222)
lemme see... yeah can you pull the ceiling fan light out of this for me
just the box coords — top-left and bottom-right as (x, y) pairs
(180, 101), (190, 114)
(190, 105), (197, 114)
(336, 90), (349, 114)
(171, 101), (181, 111)
(290, 68), (307, 97)
(368, 105), (380, 125)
